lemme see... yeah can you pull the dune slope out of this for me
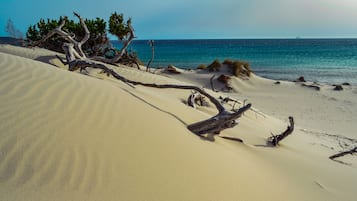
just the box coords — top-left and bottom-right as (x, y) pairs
(0, 46), (356, 201)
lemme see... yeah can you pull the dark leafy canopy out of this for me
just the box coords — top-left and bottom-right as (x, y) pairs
(109, 12), (132, 40)
(26, 12), (131, 56)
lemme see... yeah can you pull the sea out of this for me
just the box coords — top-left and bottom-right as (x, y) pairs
(112, 39), (357, 84)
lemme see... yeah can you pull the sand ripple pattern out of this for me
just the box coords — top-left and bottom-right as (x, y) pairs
(0, 52), (121, 191)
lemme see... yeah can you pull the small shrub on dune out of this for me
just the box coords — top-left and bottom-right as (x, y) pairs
(230, 61), (251, 77)
(207, 59), (222, 72)
(222, 59), (234, 66)
(197, 64), (207, 70)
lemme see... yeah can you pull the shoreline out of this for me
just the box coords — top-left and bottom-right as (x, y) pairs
(116, 38), (357, 85)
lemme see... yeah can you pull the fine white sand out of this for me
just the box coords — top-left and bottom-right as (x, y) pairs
(0, 44), (356, 201)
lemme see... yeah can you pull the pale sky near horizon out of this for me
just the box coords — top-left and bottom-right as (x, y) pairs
(1, 0), (357, 39)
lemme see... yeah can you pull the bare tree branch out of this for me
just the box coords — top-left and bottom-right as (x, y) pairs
(92, 19), (135, 64)
(268, 116), (294, 146)
(329, 147), (357, 160)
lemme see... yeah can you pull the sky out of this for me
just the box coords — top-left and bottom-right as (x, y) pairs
(1, 0), (357, 39)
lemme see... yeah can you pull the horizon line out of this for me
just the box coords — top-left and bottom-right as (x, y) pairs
(110, 37), (357, 41)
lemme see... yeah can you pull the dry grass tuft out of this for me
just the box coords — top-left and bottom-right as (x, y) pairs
(207, 59), (222, 72)
(197, 64), (207, 70)
(229, 61), (251, 77)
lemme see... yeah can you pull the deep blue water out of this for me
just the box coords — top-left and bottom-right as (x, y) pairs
(112, 39), (357, 84)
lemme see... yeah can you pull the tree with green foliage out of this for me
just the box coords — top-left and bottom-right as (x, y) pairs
(108, 12), (132, 41)
(28, 12), (139, 69)
(27, 16), (107, 56)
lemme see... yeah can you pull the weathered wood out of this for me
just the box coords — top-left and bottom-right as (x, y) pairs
(32, 13), (90, 60)
(86, 64), (251, 135)
(210, 75), (216, 92)
(34, 12), (252, 136)
(146, 40), (154, 72)
(268, 116), (294, 146)
(187, 91), (200, 108)
(329, 147), (357, 160)
(187, 92), (209, 108)
(73, 12), (90, 58)
(92, 19), (135, 64)
(187, 104), (251, 135)
(220, 136), (243, 143)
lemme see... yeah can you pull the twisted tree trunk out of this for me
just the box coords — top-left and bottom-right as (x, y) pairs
(91, 20), (135, 64)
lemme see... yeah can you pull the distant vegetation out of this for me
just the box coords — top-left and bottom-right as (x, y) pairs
(201, 59), (252, 77)
(224, 59), (251, 77)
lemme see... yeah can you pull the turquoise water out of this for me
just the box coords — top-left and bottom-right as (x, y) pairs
(112, 39), (357, 84)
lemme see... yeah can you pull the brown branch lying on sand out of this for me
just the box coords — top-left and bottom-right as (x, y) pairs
(219, 136), (244, 143)
(86, 64), (252, 135)
(219, 96), (266, 118)
(268, 116), (294, 146)
(329, 147), (357, 160)
(219, 96), (240, 110)
(33, 12), (252, 136)
(54, 38), (252, 135)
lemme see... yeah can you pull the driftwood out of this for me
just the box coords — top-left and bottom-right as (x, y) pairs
(210, 75), (216, 92)
(146, 40), (154, 72)
(33, 12), (252, 136)
(220, 136), (243, 143)
(329, 147), (357, 160)
(187, 104), (251, 135)
(58, 56), (251, 135)
(104, 66), (252, 135)
(187, 91), (209, 108)
(220, 96), (239, 110)
(268, 116), (294, 146)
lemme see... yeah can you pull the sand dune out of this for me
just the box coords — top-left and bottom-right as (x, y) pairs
(0, 45), (357, 201)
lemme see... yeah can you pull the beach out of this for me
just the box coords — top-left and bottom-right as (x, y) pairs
(0, 43), (357, 201)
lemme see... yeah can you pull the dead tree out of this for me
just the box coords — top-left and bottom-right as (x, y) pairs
(210, 75), (216, 92)
(146, 40), (154, 72)
(329, 147), (357, 160)
(268, 116), (294, 146)
(33, 12), (252, 136)
(92, 19), (135, 64)
(34, 12), (135, 67)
